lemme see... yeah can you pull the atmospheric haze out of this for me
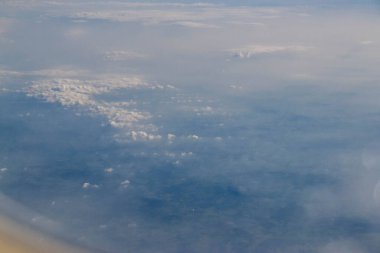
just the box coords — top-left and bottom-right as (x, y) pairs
(0, 0), (380, 253)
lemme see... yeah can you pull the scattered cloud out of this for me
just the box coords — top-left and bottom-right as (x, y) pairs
(193, 106), (217, 116)
(130, 131), (162, 141)
(0, 69), (23, 79)
(167, 133), (176, 143)
(180, 152), (193, 157)
(27, 77), (145, 106)
(103, 50), (147, 61)
(174, 21), (219, 29)
(82, 182), (99, 189)
(188, 134), (200, 141)
(230, 45), (311, 59)
(72, 9), (202, 25)
(0, 67), (88, 79)
(29, 68), (90, 78)
(26, 75), (167, 141)
(69, 5), (287, 27)
(120, 180), (130, 189)
(104, 168), (114, 174)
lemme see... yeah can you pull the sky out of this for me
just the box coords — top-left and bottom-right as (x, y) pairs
(1, 1), (380, 253)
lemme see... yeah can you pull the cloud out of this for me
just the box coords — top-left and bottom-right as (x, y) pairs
(311, 150), (380, 216)
(174, 21), (219, 29)
(104, 168), (114, 174)
(103, 50), (147, 61)
(130, 131), (162, 141)
(167, 133), (176, 142)
(82, 182), (99, 189)
(0, 69), (23, 78)
(188, 134), (200, 140)
(193, 106), (216, 116)
(72, 9), (201, 25)
(26, 75), (166, 141)
(27, 77), (145, 106)
(29, 68), (89, 78)
(0, 67), (88, 80)
(319, 240), (367, 253)
(230, 45), (311, 59)
(69, 4), (287, 27)
(119, 180), (130, 189)
(0, 65), (176, 143)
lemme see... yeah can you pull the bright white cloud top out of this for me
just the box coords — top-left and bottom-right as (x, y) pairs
(26, 76), (169, 141)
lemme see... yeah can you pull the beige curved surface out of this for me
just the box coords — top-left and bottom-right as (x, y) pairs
(0, 215), (89, 253)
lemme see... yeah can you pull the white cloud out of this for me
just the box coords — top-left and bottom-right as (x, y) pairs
(82, 182), (99, 189)
(188, 134), (200, 141)
(26, 75), (167, 141)
(27, 77), (145, 106)
(228, 84), (243, 90)
(104, 168), (114, 174)
(82, 182), (91, 189)
(73, 9), (199, 24)
(174, 21), (218, 29)
(29, 68), (89, 78)
(180, 152), (193, 157)
(104, 50), (147, 61)
(0, 67), (88, 80)
(193, 106), (215, 116)
(0, 69), (23, 78)
(70, 5), (287, 28)
(130, 131), (162, 141)
(167, 133), (176, 142)
(120, 180), (130, 189)
(230, 45), (311, 59)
